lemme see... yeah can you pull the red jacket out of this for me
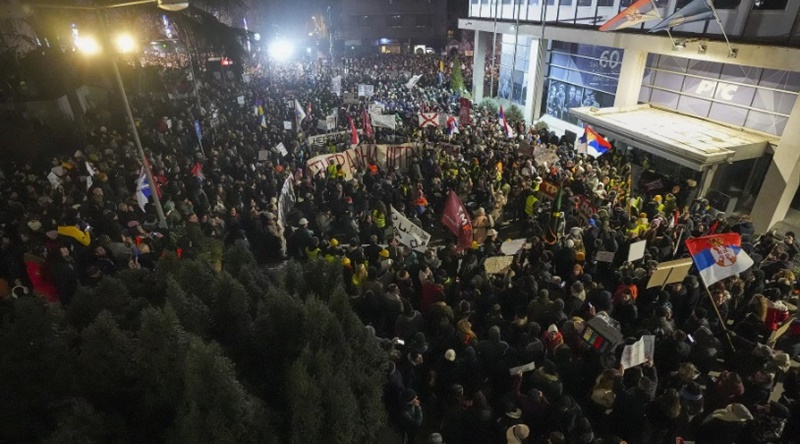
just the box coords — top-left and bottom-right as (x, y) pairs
(24, 254), (58, 303)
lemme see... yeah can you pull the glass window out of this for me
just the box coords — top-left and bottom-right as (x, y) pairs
(578, 0), (592, 6)
(753, 0), (788, 10)
(416, 15), (432, 27)
(388, 15), (403, 27)
(597, 0), (614, 5)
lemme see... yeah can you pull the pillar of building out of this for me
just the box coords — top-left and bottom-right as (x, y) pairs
(472, 30), (489, 103)
(525, 37), (547, 124)
(751, 96), (800, 232)
(614, 49), (648, 107)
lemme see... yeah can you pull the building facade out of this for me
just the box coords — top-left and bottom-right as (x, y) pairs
(461, 0), (800, 233)
(339, 0), (448, 53)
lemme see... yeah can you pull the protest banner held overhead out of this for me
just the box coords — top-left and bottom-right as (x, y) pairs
(305, 143), (418, 180)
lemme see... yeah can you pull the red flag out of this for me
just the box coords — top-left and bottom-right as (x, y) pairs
(307, 101), (312, 116)
(362, 109), (373, 137)
(143, 156), (162, 198)
(441, 191), (473, 251)
(191, 162), (204, 182)
(347, 115), (359, 145)
(458, 97), (472, 127)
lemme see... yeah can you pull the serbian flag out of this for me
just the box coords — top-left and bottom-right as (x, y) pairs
(650, 0), (714, 32)
(498, 106), (514, 138)
(686, 233), (754, 286)
(579, 125), (612, 158)
(362, 109), (374, 137)
(446, 115), (459, 136)
(600, 0), (662, 31)
(441, 191), (473, 251)
(191, 162), (204, 181)
(347, 115), (359, 145)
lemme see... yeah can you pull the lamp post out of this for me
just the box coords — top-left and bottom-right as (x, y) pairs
(34, 0), (189, 230)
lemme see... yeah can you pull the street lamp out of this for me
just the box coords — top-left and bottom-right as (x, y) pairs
(114, 33), (136, 53)
(34, 0), (188, 230)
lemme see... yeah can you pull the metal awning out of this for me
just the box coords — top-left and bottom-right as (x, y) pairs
(570, 105), (775, 171)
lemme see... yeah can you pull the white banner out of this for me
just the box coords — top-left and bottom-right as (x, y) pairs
(419, 112), (439, 128)
(307, 129), (363, 148)
(370, 113), (397, 130)
(405, 74), (422, 90)
(305, 143), (418, 180)
(277, 177), (295, 230)
(391, 206), (431, 252)
(369, 103), (385, 114)
(331, 75), (342, 96)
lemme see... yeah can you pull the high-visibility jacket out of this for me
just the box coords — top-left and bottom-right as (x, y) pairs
(524, 195), (539, 217)
(372, 210), (387, 229)
(326, 164), (338, 179)
(305, 247), (321, 260)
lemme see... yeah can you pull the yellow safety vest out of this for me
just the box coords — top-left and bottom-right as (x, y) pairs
(372, 210), (386, 228)
(525, 195), (539, 216)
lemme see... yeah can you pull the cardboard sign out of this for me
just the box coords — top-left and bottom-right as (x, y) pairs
(484, 256), (514, 275)
(646, 258), (694, 289)
(628, 240), (647, 262)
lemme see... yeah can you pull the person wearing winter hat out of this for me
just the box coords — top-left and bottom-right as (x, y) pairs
(505, 424), (530, 444)
(696, 403), (753, 444)
(399, 388), (423, 443)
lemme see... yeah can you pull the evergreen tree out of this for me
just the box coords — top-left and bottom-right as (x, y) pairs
(0, 246), (388, 443)
(450, 58), (465, 92)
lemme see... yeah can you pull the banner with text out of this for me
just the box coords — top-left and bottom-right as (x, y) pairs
(305, 143), (418, 180)
(391, 206), (431, 252)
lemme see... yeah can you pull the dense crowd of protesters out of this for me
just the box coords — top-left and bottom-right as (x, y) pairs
(2, 52), (800, 444)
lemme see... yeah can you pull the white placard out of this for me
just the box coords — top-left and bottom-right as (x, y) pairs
(620, 335), (655, 370)
(237, 95), (245, 106)
(596, 250), (615, 263)
(283, 121), (292, 130)
(509, 361), (536, 375)
(257, 150), (269, 161)
(276, 142), (288, 156)
(500, 239), (526, 256)
(391, 206), (431, 252)
(628, 240), (647, 263)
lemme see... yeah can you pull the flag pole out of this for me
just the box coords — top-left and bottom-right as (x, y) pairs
(700, 277), (736, 352)
(708, 2), (736, 57)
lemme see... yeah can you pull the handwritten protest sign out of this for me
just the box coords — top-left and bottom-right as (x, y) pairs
(305, 144), (417, 180)
(620, 335), (655, 369)
(391, 206), (431, 252)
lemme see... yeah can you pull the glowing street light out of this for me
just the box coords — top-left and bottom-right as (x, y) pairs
(75, 35), (101, 54)
(268, 39), (293, 61)
(115, 33), (136, 53)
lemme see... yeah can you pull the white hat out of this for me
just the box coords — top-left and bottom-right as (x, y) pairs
(444, 349), (456, 362)
(299, 218), (308, 226)
(487, 228), (498, 237)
